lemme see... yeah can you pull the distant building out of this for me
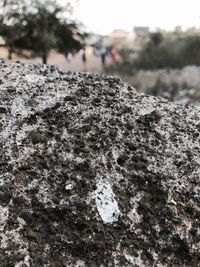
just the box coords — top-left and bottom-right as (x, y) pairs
(133, 26), (149, 39)
(86, 30), (135, 49)
(105, 29), (134, 48)
(107, 29), (129, 46)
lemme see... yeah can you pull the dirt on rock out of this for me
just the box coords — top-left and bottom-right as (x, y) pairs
(0, 59), (200, 266)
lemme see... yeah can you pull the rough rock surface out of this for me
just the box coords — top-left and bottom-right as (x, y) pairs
(0, 59), (200, 267)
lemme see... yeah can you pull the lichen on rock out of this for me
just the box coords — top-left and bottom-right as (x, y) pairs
(0, 59), (200, 266)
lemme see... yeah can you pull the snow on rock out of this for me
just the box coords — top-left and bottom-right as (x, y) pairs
(25, 74), (46, 83)
(95, 176), (120, 223)
(0, 59), (200, 266)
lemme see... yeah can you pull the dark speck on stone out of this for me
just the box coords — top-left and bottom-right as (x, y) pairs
(117, 154), (129, 166)
(31, 133), (44, 144)
(0, 106), (7, 113)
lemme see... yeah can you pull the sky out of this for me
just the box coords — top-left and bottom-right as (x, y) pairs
(74, 0), (200, 34)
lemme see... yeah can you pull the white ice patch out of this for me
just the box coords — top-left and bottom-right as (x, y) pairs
(25, 74), (46, 83)
(138, 107), (155, 116)
(36, 95), (59, 110)
(75, 260), (85, 267)
(66, 260), (85, 267)
(15, 255), (30, 267)
(95, 176), (120, 224)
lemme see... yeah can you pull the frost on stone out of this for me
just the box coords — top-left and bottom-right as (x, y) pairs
(25, 74), (46, 83)
(14, 255), (30, 267)
(95, 176), (120, 224)
(75, 260), (85, 267)
(11, 97), (29, 119)
(0, 206), (9, 231)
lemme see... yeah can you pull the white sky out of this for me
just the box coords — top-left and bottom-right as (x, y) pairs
(74, 0), (200, 34)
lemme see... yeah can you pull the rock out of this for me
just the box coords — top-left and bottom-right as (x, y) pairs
(0, 59), (200, 266)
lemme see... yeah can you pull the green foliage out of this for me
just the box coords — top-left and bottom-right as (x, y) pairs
(134, 32), (200, 70)
(55, 21), (87, 54)
(112, 31), (200, 72)
(0, 0), (26, 58)
(149, 32), (163, 46)
(0, 0), (86, 63)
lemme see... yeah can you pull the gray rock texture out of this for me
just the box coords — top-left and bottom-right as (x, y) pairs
(0, 59), (200, 266)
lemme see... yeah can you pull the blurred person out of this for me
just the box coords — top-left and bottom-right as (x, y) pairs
(93, 47), (101, 57)
(81, 49), (87, 70)
(111, 48), (118, 62)
(65, 51), (73, 63)
(101, 47), (107, 67)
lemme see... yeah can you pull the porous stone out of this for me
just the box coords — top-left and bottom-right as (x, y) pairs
(0, 59), (199, 266)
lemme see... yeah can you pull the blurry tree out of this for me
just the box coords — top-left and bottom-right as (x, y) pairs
(108, 30), (200, 72)
(0, 0), (27, 59)
(55, 21), (87, 55)
(181, 36), (200, 66)
(149, 32), (163, 46)
(0, 0), (86, 63)
(132, 32), (200, 70)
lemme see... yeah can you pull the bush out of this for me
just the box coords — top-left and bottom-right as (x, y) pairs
(115, 32), (200, 71)
(136, 34), (200, 69)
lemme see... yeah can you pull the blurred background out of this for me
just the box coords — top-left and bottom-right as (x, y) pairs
(1, 0), (200, 104)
